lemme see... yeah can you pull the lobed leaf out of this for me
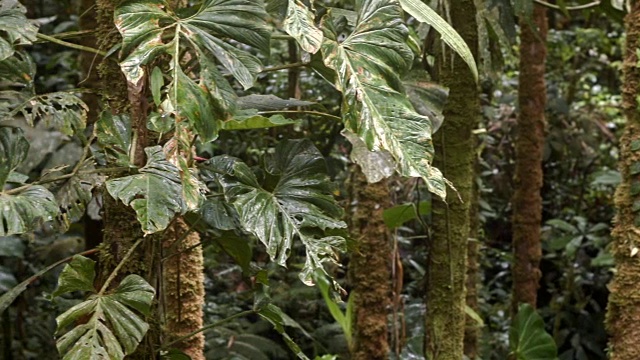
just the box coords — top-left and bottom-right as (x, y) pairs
(320, 0), (446, 198)
(0, 186), (59, 236)
(0, 0), (38, 61)
(283, 0), (323, 53)
(509, 304), (558, 360)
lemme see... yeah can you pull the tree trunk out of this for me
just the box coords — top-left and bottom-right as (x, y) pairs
(606, 3), (640, 359)
(511, 4), (548, 312)
(348, 169), (392, 360)
(94, 1), (205, 358)
(425, 0), (479, 359)
(464, 173), (480, 360)
(162, 218), (205, 360)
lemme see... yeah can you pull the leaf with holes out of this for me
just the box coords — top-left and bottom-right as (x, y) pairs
(0, 0), (38, 60)
(320, 0), (446, 198)
(106, 146), (188, 234)
(50, 160), (105, 225)
(201, 139), (346, 285)
(54, 256), (155, 360)
(8, 92), (87, 136)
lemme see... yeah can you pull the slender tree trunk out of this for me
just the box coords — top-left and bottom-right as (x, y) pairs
(464, 173), (480, 359)
(94, 1), (205, 358)
(162, 218), (205, 360)
(606, 3), (640, 359)
(425, 0), (479, 359)
(511, 4), (548, 312)
(348, 169), (392, 360)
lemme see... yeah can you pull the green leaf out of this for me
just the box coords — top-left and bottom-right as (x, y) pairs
(257, 304), (310, 360)
(403, 70), (449, 132)
(316, 274), (352, 346)
(509, 304), (558, 360)
(115, 0), (270, 141)
(55, 269), (155, 360)
(51, 160), (104, 225)
(0, 0), (39, 60)
(283, 0), (323, 53)
(0, 126), (29, 188)
(320, 0), (446, 198)
(216, 231), (252, 273)
(398, 0), (478, 81)
(222, 111), (299, 130)
(202, 139), (346, 285)
(150, 66), (164, 106)
(106, 146), (189, 234)
(383, 200), (430, 229)
(0, 186), (59, 236)
(237, 94), (315, 110)
(96, 111), (133, 167)
(51, 255), (96, 298)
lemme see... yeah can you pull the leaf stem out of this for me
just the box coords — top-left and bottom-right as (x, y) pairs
(258, 110), (342, 121)
(261, 62), (307, 73)
(160, 310), (255, 350)
(33, 30), (95, 42)
(98, 237), (144, 295)
(532, 0), (600, 11)
(36, 33), (107, 57)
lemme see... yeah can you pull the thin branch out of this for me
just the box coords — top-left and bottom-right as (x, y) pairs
(33, 30), (95, 42)
(160, 310), (255, 350)
(271, 34), (294, 41)
(36, 33), (106, 57)
(533, 0), (600, 11)
(261, 62), (306, 73)
(98, 237), (145, 295)
(258, 110), (342, 121)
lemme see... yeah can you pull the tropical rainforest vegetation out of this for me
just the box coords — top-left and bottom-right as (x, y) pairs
(0, 0), (635, 359)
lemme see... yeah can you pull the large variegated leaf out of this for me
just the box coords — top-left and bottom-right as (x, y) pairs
(95, 111), (133, 167)
(54, 256), (155, 360)
(0, 187), (59, 236)
(0, 127), (58, 236)
(0, 0), (38, 61)
(115, 0), (269, 142)
(0, 126), (28, 188)
(200, 139), (346, 284)
(106, 146), (189, 234)
(283, 0), (323, 53)
(320, 0), (446, 198)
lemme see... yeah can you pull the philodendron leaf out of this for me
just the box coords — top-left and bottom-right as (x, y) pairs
(7, 92), (88, 136)
(50, 160), (105, 225)
(0, 186), (59, 236)
(0, 126), (29, 188)
(0, 0), (38, 61)
(509, 304), (558, 360)
(115, 0), (269, 142)
(106, 146), (188, 234)
(283, 0), (323, 53)
(54, 256), (155, 360)
(96, 111), (133, 167)
(320, 0), (446, 198)
(398, 0), (478, 81)
(201, 139), (347, 285)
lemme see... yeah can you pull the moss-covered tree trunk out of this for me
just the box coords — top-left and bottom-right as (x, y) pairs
(424, 1), (479, 359)
(94, 1), (205, 358)
(511, 4), (548, 311)
(348, 169), (392, 360)
(464, 175), (480, 359)
(606, 3), (640, 359)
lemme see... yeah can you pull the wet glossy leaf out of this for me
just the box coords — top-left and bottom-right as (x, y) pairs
(0, 0), (38, 60)
(95, 111), (132, 167)
(115, 0), (269, 141)
(51, 255), (96, 297)
(283, 0), (323, 53)
(54, 257), (155, 360)
(201, 139), (346, 284)
(106, 146), (188, 234)
(509, 304), (558, 360)
(0, 126), (29, 188)
(0, 186), (59, 236)
(320, 0), (446, 198)
(399, 0), (478, 81)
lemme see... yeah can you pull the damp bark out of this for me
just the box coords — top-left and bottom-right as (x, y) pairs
(347, 169), (392, 360)
(605, 3), (640, 359)
(424, 0), (479, 359)
(511, 4), (548, 311)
